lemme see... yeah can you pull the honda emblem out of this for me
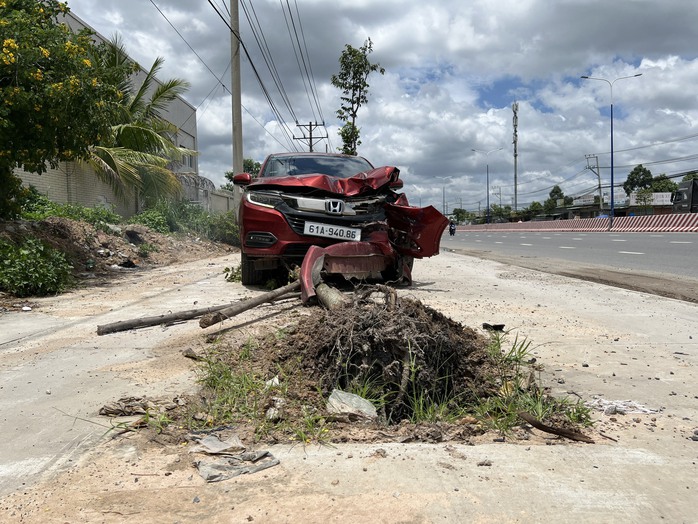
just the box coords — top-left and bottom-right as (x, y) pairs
(325, 199), (344, 215)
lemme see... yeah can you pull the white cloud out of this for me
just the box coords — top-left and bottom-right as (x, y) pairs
(66, 0), (698, 211)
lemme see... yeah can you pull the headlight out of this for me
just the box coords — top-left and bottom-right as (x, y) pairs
(246, 191), (284, 208)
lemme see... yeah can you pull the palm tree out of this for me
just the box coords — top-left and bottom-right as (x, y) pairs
(86, 37), (196, 208)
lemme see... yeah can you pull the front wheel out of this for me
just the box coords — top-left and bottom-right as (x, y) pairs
(241, 253), (265, 286)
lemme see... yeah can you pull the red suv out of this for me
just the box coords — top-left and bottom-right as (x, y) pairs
(233, 152), (446, 286)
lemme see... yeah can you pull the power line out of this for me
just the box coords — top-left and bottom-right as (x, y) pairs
(150, 0), (294, 152)
(208, 0), (297, 151)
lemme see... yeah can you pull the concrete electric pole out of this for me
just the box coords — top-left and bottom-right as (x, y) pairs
(230, 2), (243, 175)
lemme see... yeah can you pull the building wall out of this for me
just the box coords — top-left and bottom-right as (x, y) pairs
(18, 162), (136, 217)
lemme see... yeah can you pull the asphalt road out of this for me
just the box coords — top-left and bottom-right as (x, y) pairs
(441, 230), (698, 303)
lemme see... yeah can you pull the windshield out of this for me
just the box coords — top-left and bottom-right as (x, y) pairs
(261, 155), (374, 179)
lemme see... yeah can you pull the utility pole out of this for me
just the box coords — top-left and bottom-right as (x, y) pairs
(585, 154), (603, 213)
(230, 2), (243, 175)
(294, 122), (327, 152)
(512, 102), (519, 212)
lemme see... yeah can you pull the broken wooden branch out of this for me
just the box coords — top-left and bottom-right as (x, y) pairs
(314, 283), (349, 310)
(97, 302), (238, 336)
(518, 411), (595, 443)
(198, 280), (301, 328)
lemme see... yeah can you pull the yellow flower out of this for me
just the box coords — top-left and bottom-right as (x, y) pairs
(39, 47), (50, 58)
(3, 38), (18, 50)
(32, 69), (43, 81)
(64, 41), (77, 55)
(91, 78), (98, 87)
(82, 58), (91, 68)
(68, 75), (80, 92)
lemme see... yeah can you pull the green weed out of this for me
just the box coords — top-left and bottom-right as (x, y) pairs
(0, 237), (73, 297)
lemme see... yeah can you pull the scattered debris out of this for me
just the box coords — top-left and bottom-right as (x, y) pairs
(189, 434), (278, 482)
(194, 451), (280, 482)
(189, 434), (245, 455)
(327, 389), (378, 421)
(588, 397), (660, 415)
(98, 396), (179, 416)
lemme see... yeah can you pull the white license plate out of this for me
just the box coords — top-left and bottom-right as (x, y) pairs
(303, 221), (360, 241)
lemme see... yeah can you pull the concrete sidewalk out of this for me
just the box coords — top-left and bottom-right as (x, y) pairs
(1, 251), (696, 523)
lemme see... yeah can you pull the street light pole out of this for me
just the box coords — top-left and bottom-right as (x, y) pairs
(436, 176), (452, 216)
(581, 73), (642, 229)
(472, 147), (504, 224)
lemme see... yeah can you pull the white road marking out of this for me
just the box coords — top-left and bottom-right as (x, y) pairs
(670, 241), (692, 244)
(520, 243), (533, 246)
(559, 246), (575, 249)
(612, 239), (627, 242)
(618, 251), (644, 255)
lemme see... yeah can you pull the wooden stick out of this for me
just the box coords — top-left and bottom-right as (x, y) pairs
(97, 281), (301, 335)
(518, 411), (595, 444)
(97, 302), (237, 336)
(198, 280), (301, 328)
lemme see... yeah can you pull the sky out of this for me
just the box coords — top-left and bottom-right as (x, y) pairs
(65, 0), (698, 213)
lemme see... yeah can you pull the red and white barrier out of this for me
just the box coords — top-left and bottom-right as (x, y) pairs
(458, 214), (698, 233)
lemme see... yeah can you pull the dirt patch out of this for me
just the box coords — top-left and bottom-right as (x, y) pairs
(161, 284), (592, 449)
(0, 217), (233, 309)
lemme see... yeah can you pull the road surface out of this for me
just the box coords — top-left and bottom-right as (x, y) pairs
(442, 230), (698, 303)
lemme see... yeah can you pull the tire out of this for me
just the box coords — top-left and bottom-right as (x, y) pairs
(382, 255), (414, 284)
(241, 253), (265, 286)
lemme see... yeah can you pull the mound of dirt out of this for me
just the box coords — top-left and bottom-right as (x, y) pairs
(0, 216), (233, 277)
(276, 286), (493, 423)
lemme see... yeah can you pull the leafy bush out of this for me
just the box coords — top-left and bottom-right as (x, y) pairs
(132, 200), (241, 246)
(128, 209), (170, 234)
(208, 211), (240, 246)
(21, 187), (122, 228)
(0, 237), (73, 297)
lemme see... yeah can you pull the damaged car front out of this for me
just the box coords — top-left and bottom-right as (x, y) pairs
(233, 152), (447, 292)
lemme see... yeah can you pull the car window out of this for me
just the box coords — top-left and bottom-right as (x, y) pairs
(261, 155), (373, 178)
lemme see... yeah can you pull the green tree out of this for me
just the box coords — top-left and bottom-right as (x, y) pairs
(635, 187), (654, 215)
(330, 38), (384, 155)
(490, 203), (512, 221)
(623, 164), (652, 196)
(0, 0), (124, 218)
(521, 201), (543, 220)
(650, 174), (678, 193)
(221, 158), (261, 191)
(682, 171), (698, 182)
(87, 37), (194, 207)
(544, 185), (566, 214)
(451, 208), (475, 224)
(242, 158), (261, 176)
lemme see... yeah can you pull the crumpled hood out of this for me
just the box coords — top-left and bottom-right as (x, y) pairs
(248, 166), (401, 195)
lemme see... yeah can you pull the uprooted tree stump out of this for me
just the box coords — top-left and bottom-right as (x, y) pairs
(271, 285), (494, 423)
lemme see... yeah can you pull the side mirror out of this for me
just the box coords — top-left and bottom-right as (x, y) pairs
(233, 173), (252, 186)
